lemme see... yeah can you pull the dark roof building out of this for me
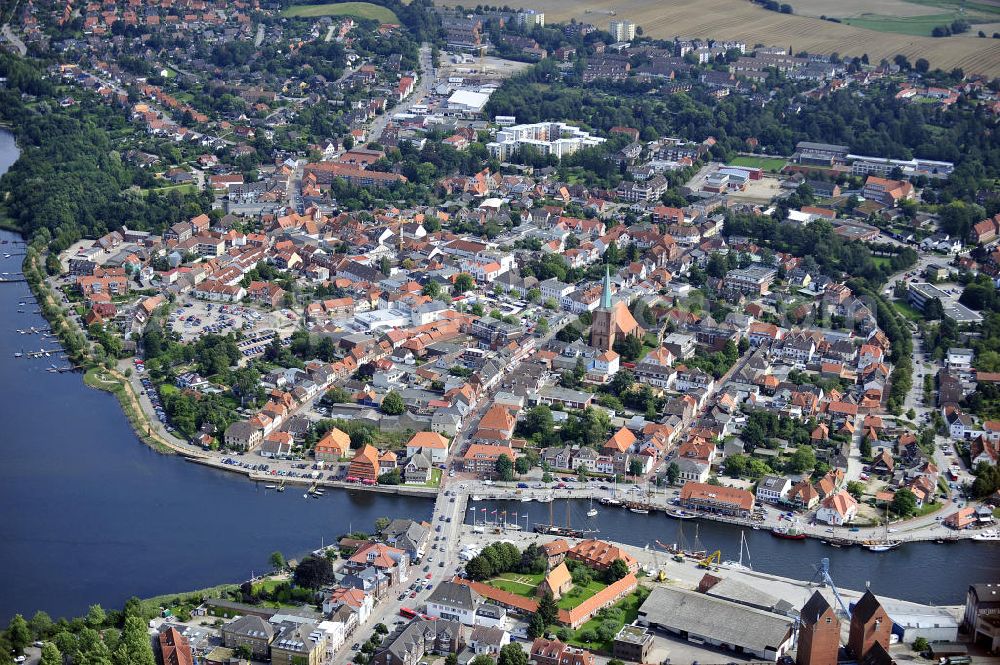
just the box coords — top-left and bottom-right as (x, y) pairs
(848, 591), (891, 661)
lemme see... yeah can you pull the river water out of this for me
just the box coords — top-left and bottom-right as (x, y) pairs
(0, 128), (431, 621)
(0, 128), (995, 624)
(463, 497), (999, 606)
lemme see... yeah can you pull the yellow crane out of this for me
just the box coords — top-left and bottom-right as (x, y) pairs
(698, 550), (721, 569)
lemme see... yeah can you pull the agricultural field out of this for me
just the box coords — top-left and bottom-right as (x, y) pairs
(729, 156), (788, 172)
(436, 0), (1000, 76)
(281, 1), (400, 23)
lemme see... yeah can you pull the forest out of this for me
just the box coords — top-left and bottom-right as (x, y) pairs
(0, 55), (212, 252)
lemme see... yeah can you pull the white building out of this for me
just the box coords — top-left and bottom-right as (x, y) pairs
(516, 9), (544, 27)
(609, 20), (636, 42)
(486, 122), (605, 161)
(424, 581), (480, 625)
(446, 90), (492, 117)
(755, 476), (791, 504)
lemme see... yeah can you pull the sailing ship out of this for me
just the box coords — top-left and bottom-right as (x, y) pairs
(865, 505), (901, 551)
(533, 497), (597, 538)
(722, 531), (753, 571)
(587, 496), (598, 517)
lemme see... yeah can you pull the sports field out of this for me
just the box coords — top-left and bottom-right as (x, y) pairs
(436, 0), (1000, 76)
(281, 2), (400, 22)
(729, 156), (788, 172)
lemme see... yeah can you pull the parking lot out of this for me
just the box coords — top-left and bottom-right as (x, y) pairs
(168, 298), (298, 346)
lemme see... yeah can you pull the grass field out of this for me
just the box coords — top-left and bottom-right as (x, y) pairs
(487, 572), (545, 597)
(556, 580), (608, 610)
(144, 183), (197, 196)
(281, 2), (400, 22)
(436, 0), (1000, 76)
(729, 156), (788, 172)
(842, 11), (997, 37)
(564, 589), (648, 652)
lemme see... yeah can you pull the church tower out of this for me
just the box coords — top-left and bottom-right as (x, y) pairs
(591, 266), (615, 352)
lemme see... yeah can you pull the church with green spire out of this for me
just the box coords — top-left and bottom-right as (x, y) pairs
(590, 266), (642, 352)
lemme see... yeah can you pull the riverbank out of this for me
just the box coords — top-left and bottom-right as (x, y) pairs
(187, 456), (438, 497)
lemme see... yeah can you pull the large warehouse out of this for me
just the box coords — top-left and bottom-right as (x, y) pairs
(636, 586), (795, 661)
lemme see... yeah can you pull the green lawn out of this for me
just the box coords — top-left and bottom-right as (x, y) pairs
(562, 588), (649, 653)
(842, 11), (995, 36)
(729, 156), (788, 172)
(144, 182), (197, 196)
(556, 580), (608, 610)
(281, 2), (400, 22)
(487, 572), (544, 598)
(892, 298), (924, 322)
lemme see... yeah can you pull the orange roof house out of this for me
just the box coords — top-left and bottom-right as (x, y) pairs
(538, 562), (573, 599)
(349, 444), (381, 482)
(602, 427), (636, 454)
(567, 539), (638, 573)
(315, 427), (351, 461)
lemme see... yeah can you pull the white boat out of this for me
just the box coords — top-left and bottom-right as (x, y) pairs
(587, 496), (598, 517)
(629, 508), (649, 514)
(264, 484), (277, 489)
(520, 496), (533, 503)
(537, 494), (553, 503)
(723, 530), (753, 571)
(471, 495), (483, 502)
(974, 529), (999, 541)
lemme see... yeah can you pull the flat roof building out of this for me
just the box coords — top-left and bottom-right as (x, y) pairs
(637, 586), (794, 661)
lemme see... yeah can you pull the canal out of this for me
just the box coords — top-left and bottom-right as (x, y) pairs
(463, 497), (999, 607)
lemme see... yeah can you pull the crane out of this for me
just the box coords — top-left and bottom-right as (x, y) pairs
(698, 550), (721, 569)
(810, 558), (851, 617)
(647, 543), (668, 582)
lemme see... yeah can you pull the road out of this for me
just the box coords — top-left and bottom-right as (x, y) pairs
(1, 23), (27, 56)
(287, 159), (304, 214)
(368, 44), (434, 143)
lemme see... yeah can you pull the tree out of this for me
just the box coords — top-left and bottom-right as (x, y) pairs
(527, 612), (547, 639)
(28, 611), (53, 639)
(515, 456), (531, 474)
(915, 58), (930, 73)
(270, 551), (286, 571)
(666, 462), (680, 485)
(112, 616), (156, 665)
(498, 643), (527, 665)
(86, 605), (107, 628)
(846, 481), (865, 500)
(890, 489), (918, 517)
(465, 556), (493, 581)
(496, 454), (515, 481)
(860, 436), (872, 459)
(293, 555), (334, 588)
(7, 615), (31, 654)
(605, 558), (629, 583)
(380, 391), (405, 415)
(471, 656), (496, 665)
(537, 591), (558, 626)
(40, 643), (62, 665)
(454, 273), (475, 293)
(323, 386), (352, 404)
(787, 446), (816, 473)
(628, 458), (645, 477)
(422, 280), (442, 298)
(374, 623), (389, 635)
(234, 646), (253, 660)
(913, 637), (930, 653)
(375, 517), (391, 532)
